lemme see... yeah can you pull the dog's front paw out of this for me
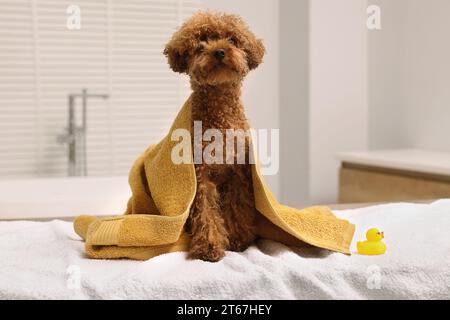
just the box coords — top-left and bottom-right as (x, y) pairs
(189, 242), (225, 262)
(228, 234), (255, 252)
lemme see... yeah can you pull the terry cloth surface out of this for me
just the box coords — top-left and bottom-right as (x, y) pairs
(3, 200), (450, 299)
(73, 96), (355, 260)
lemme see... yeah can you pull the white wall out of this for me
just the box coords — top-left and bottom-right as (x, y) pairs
(368, 0), (406, 149)
(205, 0), (281, 197)
(400, 0), (450, 151)
(369, 0), (450, 152)
(279, 0), (370, 206)
(279, 0), (309, 207)
(308, 0), (369, 204)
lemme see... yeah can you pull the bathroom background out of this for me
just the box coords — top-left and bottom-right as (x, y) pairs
(1, 0), (449, 212)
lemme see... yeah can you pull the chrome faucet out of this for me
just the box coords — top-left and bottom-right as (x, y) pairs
(58, 89), (109, 176)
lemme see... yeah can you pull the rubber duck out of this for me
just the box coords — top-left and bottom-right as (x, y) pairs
(357, 228), (386, 255)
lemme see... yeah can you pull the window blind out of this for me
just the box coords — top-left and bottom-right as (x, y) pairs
(0, 0), (202, 179)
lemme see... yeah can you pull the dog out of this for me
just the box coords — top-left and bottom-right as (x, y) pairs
(164, 11), (265, 261)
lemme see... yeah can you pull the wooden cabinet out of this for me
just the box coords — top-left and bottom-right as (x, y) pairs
(337, 149), (450, 203)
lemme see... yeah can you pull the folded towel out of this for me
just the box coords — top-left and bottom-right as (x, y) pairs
(74, 96), (355, 260)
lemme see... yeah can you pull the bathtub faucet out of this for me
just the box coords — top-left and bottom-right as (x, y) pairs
(57, 89), (109, 176)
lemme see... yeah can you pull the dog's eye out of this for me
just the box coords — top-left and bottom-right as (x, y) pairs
(195, 44), (204, 54)
(228, 37), (238, 46)
(199, 34), (208, 42)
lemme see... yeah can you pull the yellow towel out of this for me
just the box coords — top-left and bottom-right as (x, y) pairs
(74, 96), (355, 260)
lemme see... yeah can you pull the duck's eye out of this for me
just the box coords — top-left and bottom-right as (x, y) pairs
(199, 34), (208, 42)
(228, 37), (238, 46)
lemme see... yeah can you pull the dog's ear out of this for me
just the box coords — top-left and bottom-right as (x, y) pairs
(164, 41), (189, 74)
(245, 37), (265, 70)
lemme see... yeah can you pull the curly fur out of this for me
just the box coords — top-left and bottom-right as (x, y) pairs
(164, 11), (265, 262)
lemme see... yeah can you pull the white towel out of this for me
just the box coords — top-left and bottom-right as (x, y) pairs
(1, 200), (450, 299)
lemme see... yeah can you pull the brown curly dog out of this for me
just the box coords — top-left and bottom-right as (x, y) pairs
(164, 11), (265, 262)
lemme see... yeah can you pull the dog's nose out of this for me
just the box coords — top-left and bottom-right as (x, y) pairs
(214, 49), (225, 60)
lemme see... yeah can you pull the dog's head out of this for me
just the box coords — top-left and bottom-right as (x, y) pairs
(164, 11), (265, 85)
